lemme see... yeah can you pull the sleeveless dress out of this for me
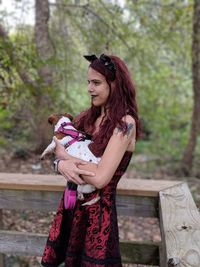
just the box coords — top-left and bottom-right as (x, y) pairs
(41, 136), (133, 267)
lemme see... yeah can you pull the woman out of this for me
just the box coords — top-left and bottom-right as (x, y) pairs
(41, 54), (140, 267)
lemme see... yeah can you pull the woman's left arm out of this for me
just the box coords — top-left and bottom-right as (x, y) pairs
(69, 115), (136, 188)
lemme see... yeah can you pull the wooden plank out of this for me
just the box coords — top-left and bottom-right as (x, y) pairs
(0, 190), (158, 217)
(159, 183), (200, 267)
(159, 206), (167, 267)
(118, 178), (182, 197)
(0, 172), (182, 196)
(0, 189), (63, 212)
(0, 230), (46, 256)
(120, 240), (160, 265)
(116, 195), (158, 217)
(0, 230), (160, 265)
(0, 210), (5, 267)
(0, 173), (65, 192)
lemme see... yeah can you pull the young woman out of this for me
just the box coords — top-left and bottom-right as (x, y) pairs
(41, 54), (140, 267)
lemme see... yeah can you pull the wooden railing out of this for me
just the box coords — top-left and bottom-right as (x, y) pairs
(0, 172), (200, 266)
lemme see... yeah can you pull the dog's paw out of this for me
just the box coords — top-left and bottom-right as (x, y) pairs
(40, 153), (45, 160)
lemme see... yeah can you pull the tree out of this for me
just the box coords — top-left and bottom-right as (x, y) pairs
(33, 0), (56, 152)
(0, 0), (197, 165)
(181, 0), (200, 175)
(0, 0), (56, 153)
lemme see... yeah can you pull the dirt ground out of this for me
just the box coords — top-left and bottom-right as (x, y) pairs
(0, 151), (199, 267)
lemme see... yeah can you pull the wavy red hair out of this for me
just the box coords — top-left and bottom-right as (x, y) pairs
(75, 55), (140, 157)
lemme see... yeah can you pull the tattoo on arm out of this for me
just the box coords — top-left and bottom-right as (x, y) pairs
(126, 123), (134, 136)
(116, 123), (134, 137)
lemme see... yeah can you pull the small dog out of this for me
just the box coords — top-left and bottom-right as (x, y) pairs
(41, 113), (101, 208)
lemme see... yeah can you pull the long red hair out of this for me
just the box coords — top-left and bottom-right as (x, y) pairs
(75, 55), (140, 157)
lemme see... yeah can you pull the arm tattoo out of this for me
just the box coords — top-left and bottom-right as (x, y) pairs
(126, 123), (134, 137)
(116, 123), (134, 137)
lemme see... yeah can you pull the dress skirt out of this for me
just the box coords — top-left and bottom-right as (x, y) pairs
(41, 189), (122, 267)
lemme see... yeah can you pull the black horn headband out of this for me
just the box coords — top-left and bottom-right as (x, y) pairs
(84, 54), (116, 81)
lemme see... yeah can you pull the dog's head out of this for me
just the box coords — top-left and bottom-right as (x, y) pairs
(48, 113), (74, 126)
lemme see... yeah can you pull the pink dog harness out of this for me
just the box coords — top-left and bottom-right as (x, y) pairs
(57, 122), (86, 148)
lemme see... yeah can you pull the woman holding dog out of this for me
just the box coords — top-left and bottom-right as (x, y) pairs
(41, 54), (140, 267)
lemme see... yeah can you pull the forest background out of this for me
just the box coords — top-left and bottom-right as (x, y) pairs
(0, 0), (200, 179)
(0, 0), (200, 266)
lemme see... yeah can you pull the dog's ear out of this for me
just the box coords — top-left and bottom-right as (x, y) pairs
(63, 113), (73, 121)
(48, 114), (55, 125)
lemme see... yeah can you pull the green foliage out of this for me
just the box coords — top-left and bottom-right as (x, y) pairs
(0, 107), (13, 147)
(0, 0), (198, 163)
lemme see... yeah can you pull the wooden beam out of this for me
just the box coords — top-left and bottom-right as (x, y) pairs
(116, 194), (158, 217)
(0, 189), (158, 217)
(0, 230), (46, 256)
(159, 183), (200, 267)
(0, 210), (5, 267)
(0, 172), (182, 196)
(0, 189), (63, 211)
(120, 240), (160, 265)
(0, 230), (160, 265)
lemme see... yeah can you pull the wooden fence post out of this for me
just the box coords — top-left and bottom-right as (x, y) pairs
(159, 183), (200, 267)
(0, 209), (5, 267)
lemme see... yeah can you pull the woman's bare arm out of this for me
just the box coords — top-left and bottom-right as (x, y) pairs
(78, 115), (136, 188)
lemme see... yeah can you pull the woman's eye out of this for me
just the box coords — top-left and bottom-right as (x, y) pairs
(94, 81), (100, 85)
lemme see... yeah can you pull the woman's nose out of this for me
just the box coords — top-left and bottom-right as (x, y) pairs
(88, 83), (94, 93)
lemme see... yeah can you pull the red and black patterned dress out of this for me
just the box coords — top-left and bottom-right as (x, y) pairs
(41, 137), (133, 267)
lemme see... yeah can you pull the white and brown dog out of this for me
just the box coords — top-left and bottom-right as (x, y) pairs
(41, 113), (101, 207)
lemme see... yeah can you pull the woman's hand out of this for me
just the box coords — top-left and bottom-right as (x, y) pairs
(58, 159), (95, 185)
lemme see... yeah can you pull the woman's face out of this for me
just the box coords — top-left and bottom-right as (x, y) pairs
(87, 67), (110, 108)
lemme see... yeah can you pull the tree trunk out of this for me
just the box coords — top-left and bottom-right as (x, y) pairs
(181, 0), (200, 175)
(1, 0), (55, 154)
(35, 0), (54, 86)
(34, 0), (55, 153)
